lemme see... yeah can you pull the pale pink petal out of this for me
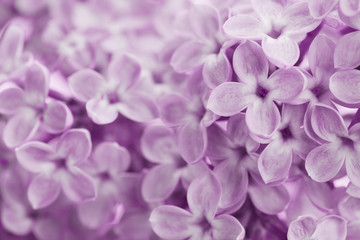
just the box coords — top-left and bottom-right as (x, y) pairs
(56, 128), (92, 164)
(262, 35), (300, 67)
(118, 93), (158, 122)
(207, 82), (253, 116)
(251, 0), (285, 19)
(0, 24), (24, 72)
(303, 177), (337, 211)
(329, 70), (360, 104)
(42, 101), (73, 134)
(308, 34), (335, 82)
(203, 53), (232, 89)
(305, 143), (345, 182)
(346, 183), (360, 198)
(158, 94), (189, 127)
(140, 125), (179, 164)
(287, 216), (317, 240)
(340, 0), (360, 17)
(233, 40), (268, 84)
(347, 220), (360, 240)
(248, 182), (289, 214)
(246, 99), (281, 138)
(345, 151), (360, 187)
(61, 167), (96, 202)
(334, 31), (360, 69)
(3, 109), (39, 148)
(86, 98), (118, 125)
(211, 215), (245, 240)
(149, 205), (193, 239)
(141, 164), (179, 202)
(206, 124), (234, 161)
(178, 122), (207, 164)
(188, 4), (220, 40)
(266, 68), (305, 102)
(312, 215), (347, 240)
(1, 207), (32, 236)
(214, 159), (248, 209)
(338, 196), (360, 221)
(338, 7), (360, 30)
(308, 0), (338, 19)
(93, 142), (130, 174)
(223, 14), (265, 39)
(23, 62), (49, 107)
(0, 82), (24, 115)
(27, 174), (61, 209)
(311, 104), (348, 142)
(187, 172), (221, 218)
(107, 53), (141, 91)
(258, 140), (293, 184)
(15, 141), (56, 173)
(68, 69), (105, 102)
(282, 2), (322, 34)
(170, 41), (208, 73)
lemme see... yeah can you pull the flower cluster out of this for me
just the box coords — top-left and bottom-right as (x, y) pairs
(0, 0), (359, 239)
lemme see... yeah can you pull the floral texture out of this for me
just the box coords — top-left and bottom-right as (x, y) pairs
(0, 0), (359, 240)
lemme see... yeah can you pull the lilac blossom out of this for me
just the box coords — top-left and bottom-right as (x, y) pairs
(223, 0), (321, 67)
(207, 40), (305, 138)
(15, 129), (96, 209)
(149, 172), (245, 240)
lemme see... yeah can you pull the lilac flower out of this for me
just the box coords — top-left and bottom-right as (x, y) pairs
(333, 31), (360, 70)
(305, 104), (360, 187)
(170, 4), (232, 88)
(140, 125), (208, 202)
(308, 0), (338, 19)
(223, 0), (321, 67)
(149, 172), (245, 240)
(15, 129), (96, 209)
(68, 53), (158, 124)
(207, 40), (305, 138)
(338, 0), (360, 29)
(288, 215), (347, 240)
(0, 61), (73, 148)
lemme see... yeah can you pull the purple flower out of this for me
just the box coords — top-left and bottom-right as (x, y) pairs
(223, 0), (321, 67)
(338, 0), (360, 29)
(149, 172), (245, 240)
(68, 53), (158, 124)
(207, 40), (305, 138)
(15, 129), (95, 209)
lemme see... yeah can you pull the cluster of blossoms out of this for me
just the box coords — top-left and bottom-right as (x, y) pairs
(1, 0), (360, 239)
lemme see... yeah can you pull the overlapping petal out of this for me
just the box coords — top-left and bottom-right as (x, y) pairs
(334, 31), (360, 69)
(330, 70), (360, 105)
(27, 174), (61, 209)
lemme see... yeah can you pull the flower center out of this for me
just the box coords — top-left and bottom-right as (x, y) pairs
(55, 158), (67, 169)
(341, 136), (354, 149)
(280, 126), (293, 141)
(256, 86), (269, 99)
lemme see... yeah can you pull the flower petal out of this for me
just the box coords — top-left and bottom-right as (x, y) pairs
(282, 2), (322, 34)
(158, 94), (189, 127)
(329, 70), (360, 105)
(68, 69), (106, 102)
(178, 122), (207, 164)
(312, 215), (347, 240)
(33, 217), (63, 240)
(140, 125), (179, 164)
(311, 104), (348, 142)
(288, 216), (317, 240)
(188, 4), (220, 40)
(207, 82), (252, 116)
(93, 142), (130, 174)
(206, 124), (233, 161)
(258, 140), (293, 184)
(0, 24), (24, 72)
(308, 0), (338, 18)
(107, 54), (141, 91)
(0, 82), (24, 115)
(334, 31), (360, 69)
(347, 220), (360, 240)
(248, 181), (289, 215)
(3, 109), (39, 148)
(187, 171), (221, 218)
(223, 14), (264, 39)
(251, 0), (285, 19)
(339, 0), (360, 17)
(308, 34), (335, 82)
(305, 143), (345, 182)
(56, 128), (92, 164)
(262, 35), (300, 68)
(345, 151), (360, 187)
(1, 206), (32, 236)
(86, 98), (118, 124)
(61, 167), (96, 202)
(149, 205), (193, 240)
(23, 62), (49, 107)
(246, 99), (281, 138)
(233, 40), (268, 84)
(203, 53), (232, 89)
(15, 141), (56, 173)
(27, 174), (61, 209)
(118, 93), (158, 122)
(338, 7), (360, 30)
(211, 215), (245, 240)
(42, 101), (73, 134)
(266, 68), (304, 102)
(141, 164), (179, 202)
